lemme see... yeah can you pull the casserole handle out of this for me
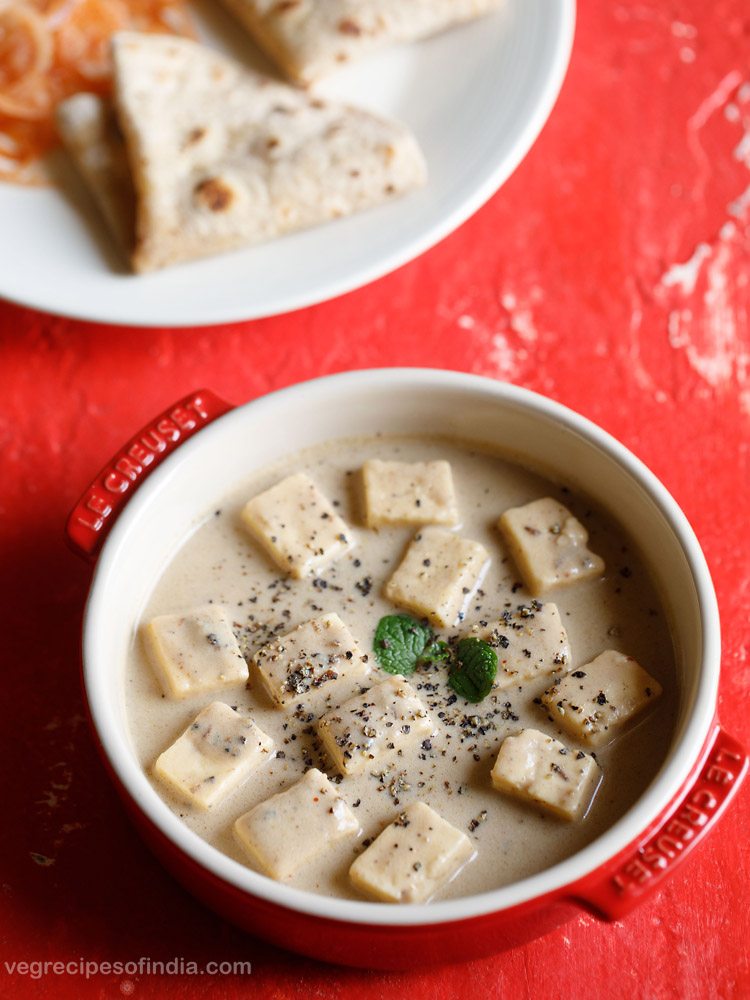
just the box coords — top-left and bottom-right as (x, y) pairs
(570, 724), (747, 920)
(66, 389), (234, 559)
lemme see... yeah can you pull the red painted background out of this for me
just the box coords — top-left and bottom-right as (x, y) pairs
(1, 2), (748, 997)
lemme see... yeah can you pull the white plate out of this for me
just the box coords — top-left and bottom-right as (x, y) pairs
(0, 0), (575, 327)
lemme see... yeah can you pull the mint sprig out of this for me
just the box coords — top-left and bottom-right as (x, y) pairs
(448, 638), (498, 703)
(373, 616), (496, 702)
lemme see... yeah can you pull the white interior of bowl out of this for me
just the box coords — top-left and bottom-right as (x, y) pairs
(83, 369), (719, 926)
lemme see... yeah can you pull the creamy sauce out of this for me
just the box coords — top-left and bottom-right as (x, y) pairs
(125, 435), (677, 902)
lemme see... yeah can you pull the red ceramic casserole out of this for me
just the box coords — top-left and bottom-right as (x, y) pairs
(67, 369), (746, 969)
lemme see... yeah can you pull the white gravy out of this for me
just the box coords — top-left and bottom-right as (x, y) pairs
(125, 435), (677, 901)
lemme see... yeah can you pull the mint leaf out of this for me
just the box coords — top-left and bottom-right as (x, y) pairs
(449, 638), (498, 703)
(373, 615), (432, 676)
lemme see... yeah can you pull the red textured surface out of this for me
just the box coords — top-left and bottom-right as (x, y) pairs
(1, 1), (749, 997)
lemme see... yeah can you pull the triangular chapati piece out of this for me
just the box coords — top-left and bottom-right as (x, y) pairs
(57, 33), (427, 272)
(219, 0), (507, 84)
(108, 32), (426, 272)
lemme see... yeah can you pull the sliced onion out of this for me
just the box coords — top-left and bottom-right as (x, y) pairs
(0, 3), (54, 83)
(0, 77), (51, 119)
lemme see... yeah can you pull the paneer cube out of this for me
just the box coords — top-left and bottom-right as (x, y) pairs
(317, 676), (434, 776)
(384, 527), (489, 627)
(477, 601), (570, 690)
(153, 701), (274, 809)
(498, 497), (605, 595)
(541, 649), (663, 747)
(234, 768), (360, 880)
(251, 612), (370, 707)
(491, 728), (601, 820)
(241, 472), (354, 578)
(349, 802), (474, 903)
(361, 459), (459, 528)
(144, 604), (248, 698)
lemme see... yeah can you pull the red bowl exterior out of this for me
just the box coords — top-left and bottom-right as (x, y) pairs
(83, 678), (746, 969)
(71, 385), (748, 969)
(79, 667), (577, 968)
(126, 794), (582, 969)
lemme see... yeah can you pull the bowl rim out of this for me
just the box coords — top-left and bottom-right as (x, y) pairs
(82, 368), (720, 927)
